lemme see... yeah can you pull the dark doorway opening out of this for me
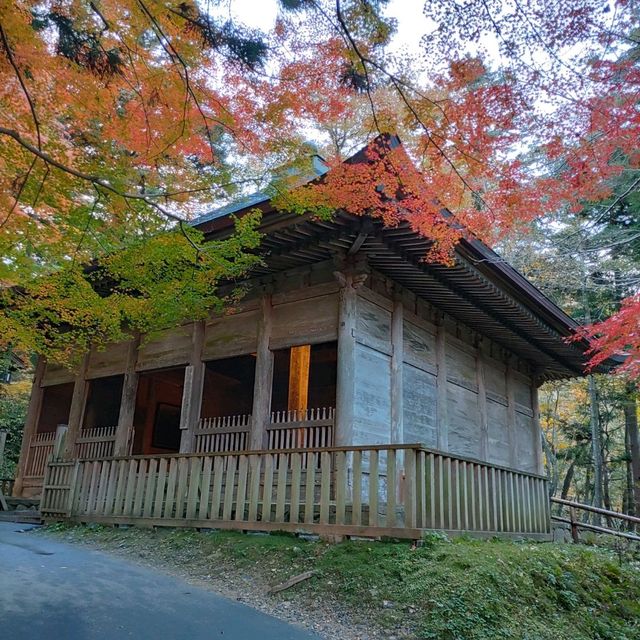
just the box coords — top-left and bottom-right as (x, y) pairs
(132, 368), (184, 455)
(201, 355), (256, 419)
(83, 375), (124, 430)
(37, 383), (74, 433)
(271, 342), (337, 414)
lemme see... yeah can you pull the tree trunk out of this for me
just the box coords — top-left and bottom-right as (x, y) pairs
(623, 382), (640, 523)
(587, 374), (603, 523)
(557, 459), (575, 516)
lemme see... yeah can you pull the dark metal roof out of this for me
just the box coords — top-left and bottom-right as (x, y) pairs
(193, 136), (618, 380)
(191, 156), (329, 227)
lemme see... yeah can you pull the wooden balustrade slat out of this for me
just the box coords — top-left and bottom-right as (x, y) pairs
(247, 456), (261, 522)
(186, 457), (202, 520)
(304, 453), (315, 525)
(319, 452), (331, 525)
(335, 451), (346, 526)
(222, 455), (237, 521)
(210, 457), (224, 521)
(387, 450), (397, 528)
(198, 456), (212, 520)
(235, 455), (249, 523)
(262, 455), (274, 523)
(369, 451), (379, 528)
(352, 450), (362, 527)
(290, 452), (301, 524)
(275, 454), (288, 522)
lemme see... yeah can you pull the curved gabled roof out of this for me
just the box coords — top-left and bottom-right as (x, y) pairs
(193, 135), (621, 380)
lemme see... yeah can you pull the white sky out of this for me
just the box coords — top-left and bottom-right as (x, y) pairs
(220, 0), (437, 52)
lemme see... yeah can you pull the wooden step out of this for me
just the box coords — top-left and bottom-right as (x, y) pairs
(0, 510), (42, 524)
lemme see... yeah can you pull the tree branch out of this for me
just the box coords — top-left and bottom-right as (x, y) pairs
(0, 126), (186, 222)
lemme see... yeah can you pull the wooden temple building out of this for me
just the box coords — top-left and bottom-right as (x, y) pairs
(13, 137), (607, 540)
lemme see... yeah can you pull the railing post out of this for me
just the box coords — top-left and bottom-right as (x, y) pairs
(53, 424), (68, 459)
(569, 506), (579, 543)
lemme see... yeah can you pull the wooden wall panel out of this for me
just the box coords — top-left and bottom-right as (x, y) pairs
(355, 296), (391, 354)
(136, 325), (193, 372)
(203, 310), (259, 360)
(86, 341), (130, 379)
(41, 362), (76, 387)
(447, 384), (481, 459)
(446, 343), (478, 392)
(487, 399), (511, 467)
(270, 293), (338, 349)
(402, 363), (437, 447)
(352, 343), (391, 445)
(513, 374), (533, 409)
(402, 319), (436, 372)
(514, 412), (537, 473)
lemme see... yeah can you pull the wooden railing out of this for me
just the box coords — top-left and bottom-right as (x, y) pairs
(41, 444), (550, 539)
(24, 432), (57, 479)
(74, 426), (117, 459)
(551, 497), (640, 543)
(194, 415), (251, 453)
(267, 407), (334, 451)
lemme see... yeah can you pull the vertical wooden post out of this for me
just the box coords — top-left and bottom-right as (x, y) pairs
(250, 294), (274, 450)
(114, 336), (140, 457)
(335, 277), (357, 447)
(390, 296), (404, 445)
(12, 357), (46, 497)
(63, 353), (90, 458)
(506, 359), (518, 469)
(53, 424), (68, 459)
(180, 321), (206, 453)
(476, 348), (489, 462)
(531, 381), (544, 474)
(288, 345), (311, 413)
(569, 506), (580, 543)
(436, 318), (449, 451)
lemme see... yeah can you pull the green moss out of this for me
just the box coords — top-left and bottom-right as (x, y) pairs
(40, 525), (640, 640)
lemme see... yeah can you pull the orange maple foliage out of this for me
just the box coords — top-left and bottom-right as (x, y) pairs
(0, 0), (638, 371)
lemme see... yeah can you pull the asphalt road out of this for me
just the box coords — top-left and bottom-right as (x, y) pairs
(0, 522), (321, 639)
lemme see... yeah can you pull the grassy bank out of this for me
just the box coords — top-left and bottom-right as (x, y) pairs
(40, 524), (640, 640)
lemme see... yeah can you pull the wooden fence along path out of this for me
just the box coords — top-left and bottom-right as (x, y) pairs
(41, 444), (551, 540)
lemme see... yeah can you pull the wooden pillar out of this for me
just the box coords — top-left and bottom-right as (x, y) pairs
(435, 318), (449, 451)
(506, 359), (518, 469)
(113, 336), (140, 456)
(390, 296), (404, 445)
(335, 277), (357, 447)
(476, 348), (489, 461)
(179, 321), (206, 453)
(250, 294), (274, 450)
(531, 381), (544, 474)
(63, 353), (90, 458)
(288, 345), (311, 413)
(12, 357), (46, 496)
